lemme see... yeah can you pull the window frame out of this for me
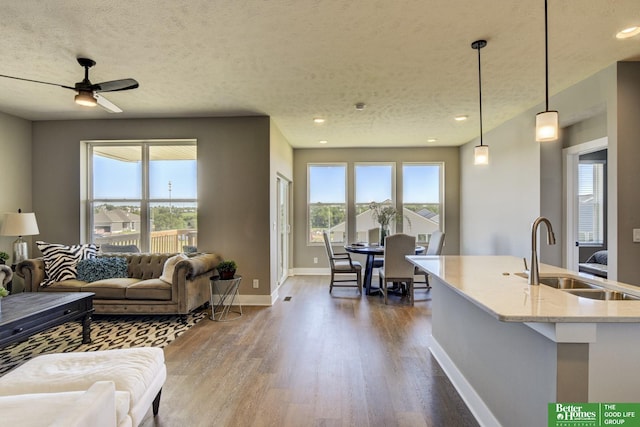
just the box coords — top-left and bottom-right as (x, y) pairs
(401, 162), (445, 244)
(85, 139), (197, 252)
(577, 160), (605, 247)
(354, 162), (396, 241)
(307, 163), (348, 245)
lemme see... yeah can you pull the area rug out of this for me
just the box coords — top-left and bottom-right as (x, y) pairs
(0, 308), (208, 376)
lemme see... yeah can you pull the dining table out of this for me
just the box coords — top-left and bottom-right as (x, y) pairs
(344, 243), (425, 295)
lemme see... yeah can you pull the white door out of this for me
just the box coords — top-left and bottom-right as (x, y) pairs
(276, 176), (291, 286)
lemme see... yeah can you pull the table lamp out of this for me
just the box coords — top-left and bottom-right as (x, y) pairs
(1, 209), (40, 265)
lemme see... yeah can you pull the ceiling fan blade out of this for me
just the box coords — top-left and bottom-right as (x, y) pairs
(91, 78), (139, 93)
(95, 94), (122, 113)
(0, 73), (75, 90)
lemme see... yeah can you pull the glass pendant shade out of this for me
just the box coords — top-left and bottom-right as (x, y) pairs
(535, 110), (558, 142)
(474, 145), (489, 165)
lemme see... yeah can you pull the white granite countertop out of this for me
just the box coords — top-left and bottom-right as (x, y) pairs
(407, 255), (640, 323)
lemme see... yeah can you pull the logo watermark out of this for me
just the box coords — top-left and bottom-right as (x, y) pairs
(549, 403), (640, 426)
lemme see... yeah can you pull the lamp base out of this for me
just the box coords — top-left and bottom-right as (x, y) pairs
(12, 237), (28, 265)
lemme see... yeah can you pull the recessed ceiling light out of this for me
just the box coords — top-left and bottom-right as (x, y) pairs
(616, 26), (640, 39)
(313, 117), (326, 124)
(354, 102), (366, 111)
(427, 138), (437, 143)
(454, 115), (468, 122)
(319, 140), (328, 144)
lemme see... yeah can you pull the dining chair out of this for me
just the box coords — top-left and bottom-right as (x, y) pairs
(378, 233), (416, 305)
(323, 231), (362, 294)
(367, 227), (384, 269)
(414, 230), (445, 290)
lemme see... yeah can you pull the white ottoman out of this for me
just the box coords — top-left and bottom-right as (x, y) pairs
(0, 347), (166, 427)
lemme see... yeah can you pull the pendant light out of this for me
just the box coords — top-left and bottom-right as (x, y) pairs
(535, 0), (559, 142)
(472, 39), (489, 165)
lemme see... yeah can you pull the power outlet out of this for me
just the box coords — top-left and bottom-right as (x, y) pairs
(634, 229), (640, 243)
(313, 257), (318, 264)
(253, 279), (259, 289)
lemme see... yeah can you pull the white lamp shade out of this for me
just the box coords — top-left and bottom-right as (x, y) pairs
(1, 212), (40, 236)
(474, 145), (489, 165)
(535, 110), (559, 142)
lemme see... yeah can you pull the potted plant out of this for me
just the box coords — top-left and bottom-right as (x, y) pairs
(217, 260), (237, 280)
(0, 252), (9, 265)
(369, 202), (411, 245)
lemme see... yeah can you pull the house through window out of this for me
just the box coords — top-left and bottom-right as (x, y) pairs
(86, 140), (197, 252)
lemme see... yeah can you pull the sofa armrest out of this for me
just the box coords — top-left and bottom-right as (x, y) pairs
(175, 253), (223, 280)
(16, 258), (46, 292)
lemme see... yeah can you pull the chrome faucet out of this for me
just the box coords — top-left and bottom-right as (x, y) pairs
(529, 216), (556, 285)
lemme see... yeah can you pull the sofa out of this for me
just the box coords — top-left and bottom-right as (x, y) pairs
(16, 252), (223, 315)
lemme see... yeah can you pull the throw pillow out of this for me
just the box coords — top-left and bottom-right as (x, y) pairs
(159, 253), (189, 284)
(77, 257), (128, 282)
(36, 241), (98, 287)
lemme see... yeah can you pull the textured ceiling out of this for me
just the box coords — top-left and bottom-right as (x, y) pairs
(0, 0), (638, 148)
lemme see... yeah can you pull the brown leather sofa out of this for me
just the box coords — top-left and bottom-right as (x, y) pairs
(16, 252), (223, 315)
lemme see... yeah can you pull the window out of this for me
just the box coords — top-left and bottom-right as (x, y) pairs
(403, 163), (443, 244)
(87, 141), (197, 252)
(355, 163), (394, 242)
(578, 161), (604, 246)
(308, 164), (346, 243)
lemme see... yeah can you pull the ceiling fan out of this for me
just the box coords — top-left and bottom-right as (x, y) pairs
(0, 57), (139, 113)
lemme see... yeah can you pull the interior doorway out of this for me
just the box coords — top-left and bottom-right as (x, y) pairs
(563, 137), (608, 273)
(276, 175), (291, 286)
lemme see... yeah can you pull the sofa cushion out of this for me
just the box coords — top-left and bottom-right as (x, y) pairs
(81, 278), (140, 299)
(39, 279), (87, 292)
(159, 253), (188, 283)
(36, 242), (98, 287)
(126, 279), (172, 300)
(77, 257), (128, 282)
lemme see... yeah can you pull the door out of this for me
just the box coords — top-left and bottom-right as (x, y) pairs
(564, 137), (607, 272)
(276, 176), (291, 286)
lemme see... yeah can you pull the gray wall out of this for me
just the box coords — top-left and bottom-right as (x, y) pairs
(0, 111), (32, 272)
(616, 62), (640, 284)
(460, 111), (540, 259)
(31, 116), (274, 297)
(293, 147), (460, 270)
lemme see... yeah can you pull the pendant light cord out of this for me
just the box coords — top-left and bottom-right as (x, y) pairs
(476, 42), (484, 146)
(544, 0), (549, 111)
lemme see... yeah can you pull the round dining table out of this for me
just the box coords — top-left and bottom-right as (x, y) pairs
(344, 244), (425, 295)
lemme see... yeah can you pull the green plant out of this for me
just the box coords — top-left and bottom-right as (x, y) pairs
(217, 260), (237, 279)
(0, 252), (8, 262)
(217, 260), (237, 272)
(0, 286), (8, 298)
(369, 202), (411, 229)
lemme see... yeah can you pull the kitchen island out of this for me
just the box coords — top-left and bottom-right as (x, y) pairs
(407, 255), (640, 427)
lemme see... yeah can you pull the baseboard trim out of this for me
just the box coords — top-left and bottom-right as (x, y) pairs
(293, 268), (330, 275)
(429, 338), (501, 427)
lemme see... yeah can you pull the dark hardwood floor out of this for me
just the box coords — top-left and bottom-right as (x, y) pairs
(140, 276), (479, 427)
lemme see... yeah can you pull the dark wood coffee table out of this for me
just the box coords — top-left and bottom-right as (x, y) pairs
(0, 292), (94, 348)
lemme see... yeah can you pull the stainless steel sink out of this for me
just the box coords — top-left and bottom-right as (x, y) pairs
(538, 276), (601, 290)
(564, 289), (640, 301)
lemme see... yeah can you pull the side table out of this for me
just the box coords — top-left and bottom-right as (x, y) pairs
(209, 275), (242, 321)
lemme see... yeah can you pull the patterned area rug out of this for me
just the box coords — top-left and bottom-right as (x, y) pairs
(0, 308), (208, 376)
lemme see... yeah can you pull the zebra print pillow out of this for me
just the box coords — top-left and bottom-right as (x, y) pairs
(36, 241), (98, 287)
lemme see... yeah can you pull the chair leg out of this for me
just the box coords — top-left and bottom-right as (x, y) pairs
(409, 281), (414, 306)
(357, 270), (362, 295)
(153, 388), (162, 416)
(329, 272), (334, 293)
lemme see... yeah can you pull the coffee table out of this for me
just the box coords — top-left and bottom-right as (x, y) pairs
(0, 292), (94, 348)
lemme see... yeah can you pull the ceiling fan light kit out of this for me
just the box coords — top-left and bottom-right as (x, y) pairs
(0, 57), (138, 113)
(75, 91), (97, 107)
